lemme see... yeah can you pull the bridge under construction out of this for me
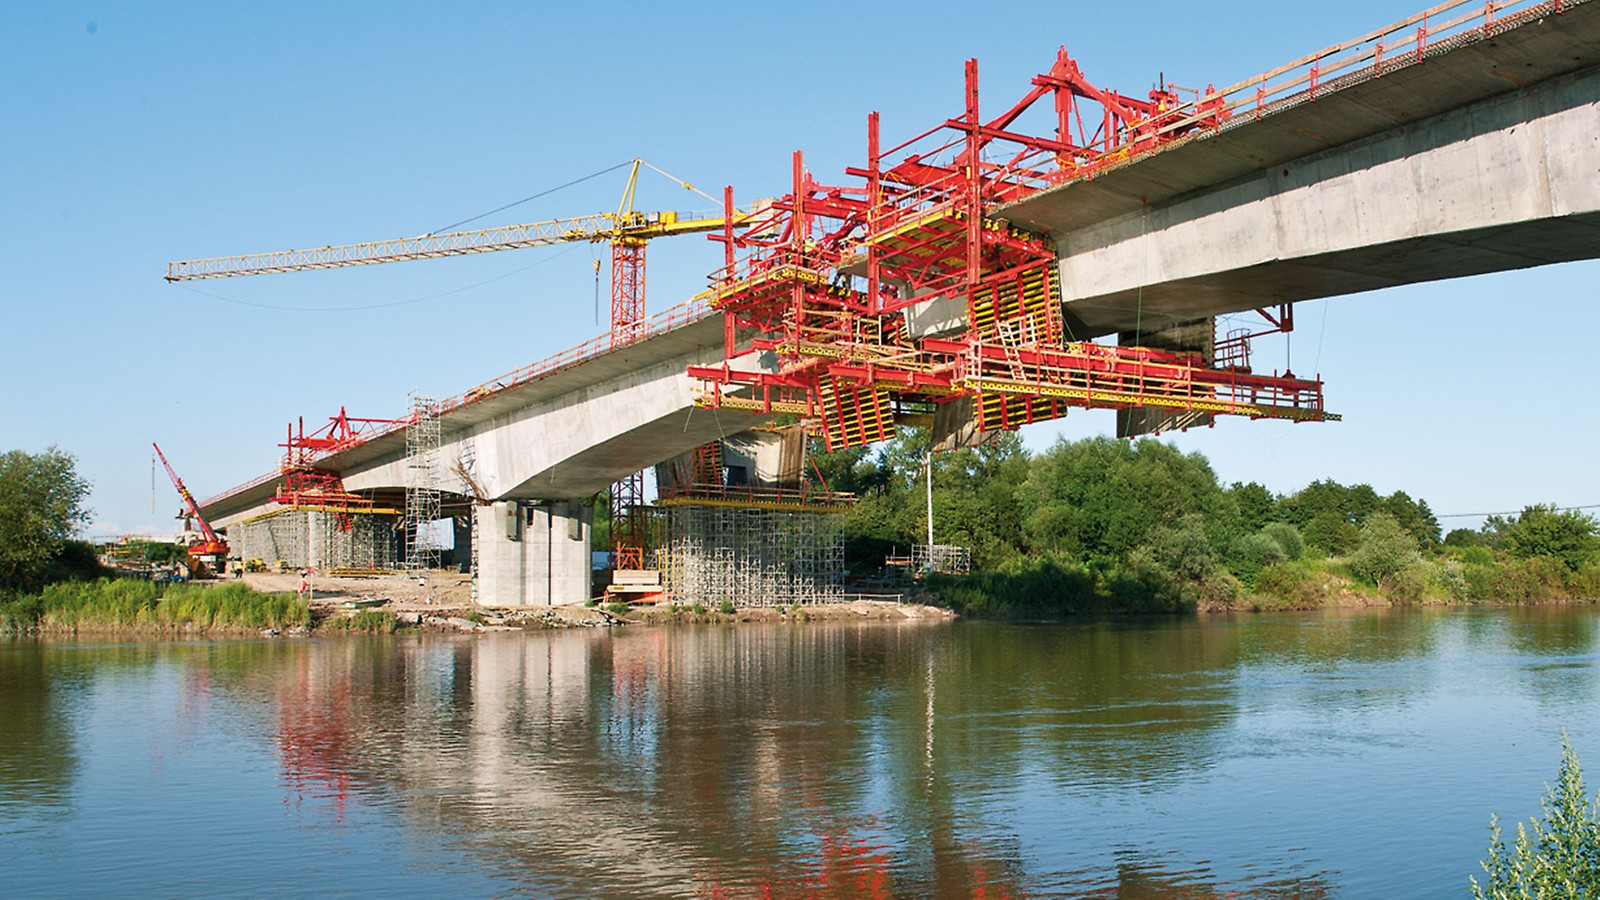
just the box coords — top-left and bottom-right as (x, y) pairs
(170, 0), (1600, 606)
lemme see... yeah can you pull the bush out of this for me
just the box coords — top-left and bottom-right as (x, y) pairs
(1473, 735), (1600, 898)
(718, 598), (735, 615)
(1228, 532), (1288, 590)
(1389, 560), (1434, 605)
(1348, 513), (1421, 588)
(1261, 523), (1305, 561)
(317, 609), (395, 633)
(1253, 560), (1323, 610)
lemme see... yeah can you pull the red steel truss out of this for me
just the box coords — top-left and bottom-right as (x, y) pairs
(694, 49), (1333, 450)
(272, 409), (401, 518)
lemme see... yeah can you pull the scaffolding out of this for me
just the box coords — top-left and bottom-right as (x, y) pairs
(405, 394), (443, 573)
(886, 544), (972, 576)
(656, 506), (844, 606)
(235, 509), (401, 570)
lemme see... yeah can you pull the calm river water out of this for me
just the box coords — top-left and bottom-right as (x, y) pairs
(3, 607), (1599, 897)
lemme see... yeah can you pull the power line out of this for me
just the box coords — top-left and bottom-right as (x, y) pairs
(1435, 503), (1600, 520)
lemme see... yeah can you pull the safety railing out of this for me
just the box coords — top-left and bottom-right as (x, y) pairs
(1070, 0), (1586, 182)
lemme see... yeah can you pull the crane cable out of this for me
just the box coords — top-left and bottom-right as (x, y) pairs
(428, 160), (634, 235)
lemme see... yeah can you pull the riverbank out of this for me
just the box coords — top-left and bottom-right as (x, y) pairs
(0, 576), (954, 637)
(926, 552), (1600, 618)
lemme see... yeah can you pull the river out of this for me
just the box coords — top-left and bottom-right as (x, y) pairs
(3, 607), (1597, 897)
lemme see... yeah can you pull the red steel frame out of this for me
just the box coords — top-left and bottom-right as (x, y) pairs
(272, 409), (399, 522)
(694, 49), (1332, 450)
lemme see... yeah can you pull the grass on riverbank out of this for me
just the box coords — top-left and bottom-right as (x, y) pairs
(0, 578), (309, 634)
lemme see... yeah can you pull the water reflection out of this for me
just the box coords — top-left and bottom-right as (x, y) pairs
(0, 644), (80, 814)
(3, 605), (1599, 897)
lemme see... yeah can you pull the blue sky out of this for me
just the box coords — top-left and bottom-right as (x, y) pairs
(2, 0), (1593, 537)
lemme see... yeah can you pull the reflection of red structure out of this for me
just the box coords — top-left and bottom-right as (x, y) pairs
(276, 651), (352, 818)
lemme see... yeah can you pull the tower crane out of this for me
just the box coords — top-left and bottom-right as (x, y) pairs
(165, 159), (742, 345)
(165, 159), (746, 571)
(153, 442), (229, 576)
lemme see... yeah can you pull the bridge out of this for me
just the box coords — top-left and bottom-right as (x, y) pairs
(191, 0), (1600, 605)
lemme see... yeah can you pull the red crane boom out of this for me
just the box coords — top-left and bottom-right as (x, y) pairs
(153, 442), (229, 558)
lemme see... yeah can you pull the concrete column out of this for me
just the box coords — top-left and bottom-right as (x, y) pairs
(306, 510), (324, 569)
(475, 500), (593, 606)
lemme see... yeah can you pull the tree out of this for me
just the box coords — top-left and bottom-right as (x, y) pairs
(1304, 511), (1359, 556)
(1018, 437), (1236, 564)
(1381, 489), (1442, 550)
(1474, 735), (1600, 899)
(0, 448), (92, 594)
(1503, 504), (1599, 572)
(1347, 512), (1421, 588)
(1229, 481), (1278, 532)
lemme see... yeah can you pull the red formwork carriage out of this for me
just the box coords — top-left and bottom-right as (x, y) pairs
(691, 48), (1334, 451)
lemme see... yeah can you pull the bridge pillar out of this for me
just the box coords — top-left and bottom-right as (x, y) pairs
(475, 500), (593, 606)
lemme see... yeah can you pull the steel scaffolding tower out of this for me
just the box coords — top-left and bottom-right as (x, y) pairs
(656, 505), (844, 606)
(405, 394), (443, 573)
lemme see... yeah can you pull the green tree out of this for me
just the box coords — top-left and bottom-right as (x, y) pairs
(1018, 437), (1236, 563)
(1261, 522), (1305, 561)
(1381, 489), (1442, 550)
(1304, 511), (1359, 556)
(1474, 735), (1600, 899)
(1503, 504), (1599, 572)
(0, 448), (92, 594)
(1347, 512), (1421, 588)
(1229, 481), (1278, 532)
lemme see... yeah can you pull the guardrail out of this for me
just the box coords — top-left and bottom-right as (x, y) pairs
(1110, 0), (1587, 165)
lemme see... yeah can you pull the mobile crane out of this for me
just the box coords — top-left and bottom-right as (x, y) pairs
(153, 442), (230, 577)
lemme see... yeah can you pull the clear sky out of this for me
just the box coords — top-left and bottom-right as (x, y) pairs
(2, 0), (1594, 538)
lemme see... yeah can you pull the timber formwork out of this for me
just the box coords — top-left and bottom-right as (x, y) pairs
(655, 506), (844, 606)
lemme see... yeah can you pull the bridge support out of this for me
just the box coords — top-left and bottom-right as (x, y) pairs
(475, 500), (593, 606)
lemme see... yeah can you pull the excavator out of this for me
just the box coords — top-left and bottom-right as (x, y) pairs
(153, 442), (230, 578)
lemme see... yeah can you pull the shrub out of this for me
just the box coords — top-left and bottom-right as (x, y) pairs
(718, 598), (735, 615)
(1228, 532), (1288, 590)
(1389, 560), (1435, 605)
(1349, 513), (1421, 588)
(1253, 560), (1328, 610)
(1261, 522), (1305, 561)
(1473, 735), (1600, 898)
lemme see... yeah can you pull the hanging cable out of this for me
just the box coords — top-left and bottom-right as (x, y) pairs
(427, 160), (633, 235)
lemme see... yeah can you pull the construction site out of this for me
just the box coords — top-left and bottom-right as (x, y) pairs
(155, 17), (1431, 607)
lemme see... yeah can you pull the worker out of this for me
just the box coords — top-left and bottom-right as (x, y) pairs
(298, 568), (310, 595)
